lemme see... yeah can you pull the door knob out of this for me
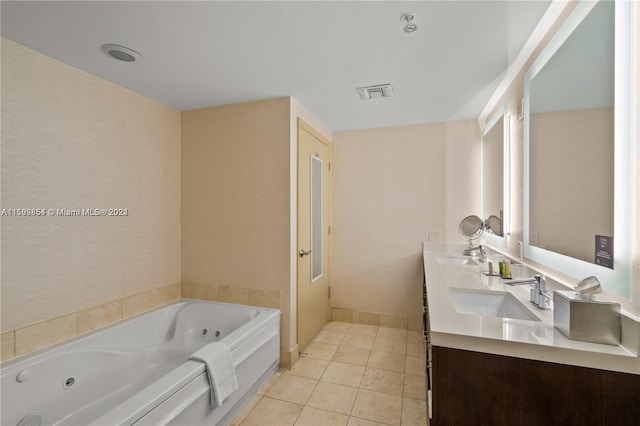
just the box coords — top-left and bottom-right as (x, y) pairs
(299, 249), (312, 258)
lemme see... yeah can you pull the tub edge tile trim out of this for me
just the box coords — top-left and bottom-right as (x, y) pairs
(3, 282), (181, 363)
(15, 313), (77, 356)
(1, 331), (16, 362)
(77, 300), (124, 335)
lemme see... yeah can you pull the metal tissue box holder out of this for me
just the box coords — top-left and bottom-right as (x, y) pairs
(553, 276), (621, 346)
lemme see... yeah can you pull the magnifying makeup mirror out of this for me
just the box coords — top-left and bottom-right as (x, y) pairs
(485, 215), (503, 236)
(459, 215), (484, 256)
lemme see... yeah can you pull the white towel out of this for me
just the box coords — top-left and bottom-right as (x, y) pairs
(189, 342), (238, 407)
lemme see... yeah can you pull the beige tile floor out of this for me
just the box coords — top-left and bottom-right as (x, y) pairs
(230, 322), (428, 426)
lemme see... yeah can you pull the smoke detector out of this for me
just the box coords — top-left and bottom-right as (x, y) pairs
(357, 84), (394, 100)
(400, 13), (418, 33)
(100, 44), (143, 62)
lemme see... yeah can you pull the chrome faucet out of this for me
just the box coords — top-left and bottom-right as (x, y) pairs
(478, 245), (487, 263)
(530, 275), (551, 309)
(463, 244), (486, 260)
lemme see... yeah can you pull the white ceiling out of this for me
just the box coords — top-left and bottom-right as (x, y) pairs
(1, 1), (550, 131)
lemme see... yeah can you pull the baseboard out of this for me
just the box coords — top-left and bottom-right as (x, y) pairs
(331, 307), (422, 331)
(279, 344), (299, 369)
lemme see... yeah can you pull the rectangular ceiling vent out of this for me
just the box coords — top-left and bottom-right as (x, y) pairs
(357, 83), (394, 100)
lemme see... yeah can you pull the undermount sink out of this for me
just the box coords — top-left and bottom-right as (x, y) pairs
(449, 288), (541, 322)
(436, 256), (478, 265)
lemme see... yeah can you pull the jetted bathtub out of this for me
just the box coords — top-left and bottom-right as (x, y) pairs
(1, 299), (280, 426)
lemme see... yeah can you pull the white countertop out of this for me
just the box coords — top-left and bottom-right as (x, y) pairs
(423, 242), (640, 374)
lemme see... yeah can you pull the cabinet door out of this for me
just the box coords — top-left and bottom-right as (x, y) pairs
(432, 346), (640, 425)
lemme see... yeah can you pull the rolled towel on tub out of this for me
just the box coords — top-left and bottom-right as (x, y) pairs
(189, 341), (238, 407)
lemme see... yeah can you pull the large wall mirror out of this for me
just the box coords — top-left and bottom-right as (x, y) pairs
(481, 104), (509, 248)
(524, 0), (633, 298)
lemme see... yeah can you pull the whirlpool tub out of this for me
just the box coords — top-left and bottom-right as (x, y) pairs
(1, 299), (280, 426)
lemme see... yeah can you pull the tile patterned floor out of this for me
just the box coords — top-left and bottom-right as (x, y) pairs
(230, 322), (428, 426)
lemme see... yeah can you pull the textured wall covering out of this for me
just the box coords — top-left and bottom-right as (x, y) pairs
(1, 38), (181, 332)
(181, 98), (293, 354)
(331, 121), (480, 316)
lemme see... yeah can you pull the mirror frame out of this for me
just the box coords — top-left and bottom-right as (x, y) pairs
(523, 0), (633, 298)
(481, 103), (510, 248)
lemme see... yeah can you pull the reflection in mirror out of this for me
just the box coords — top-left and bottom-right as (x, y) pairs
(524, 0), (632, 298)
(485, 215), (502, 236)
(481, 104), (508, 247)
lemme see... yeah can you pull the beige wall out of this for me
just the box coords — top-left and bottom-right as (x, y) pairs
(1, 39), (181, 334)
(482, 2), (640, 316)
(181, 98), (294, 354)
(331, 121), (480, 316)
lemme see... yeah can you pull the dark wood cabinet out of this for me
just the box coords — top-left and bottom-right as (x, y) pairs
(431, 346), (640, 426)
(422, 266), (431, 390)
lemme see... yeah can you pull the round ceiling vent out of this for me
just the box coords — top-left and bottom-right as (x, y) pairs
(100, 44), (142, 62)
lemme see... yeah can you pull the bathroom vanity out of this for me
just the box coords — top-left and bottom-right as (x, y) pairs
(422, 243), (640, 426)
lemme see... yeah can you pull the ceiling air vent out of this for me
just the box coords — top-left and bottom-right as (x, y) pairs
(357, 84), (394, 100)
